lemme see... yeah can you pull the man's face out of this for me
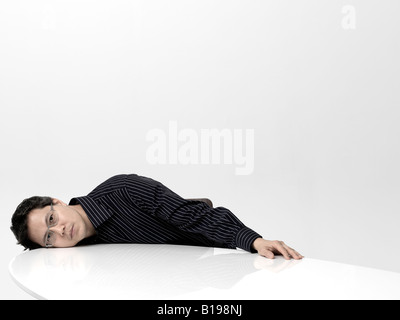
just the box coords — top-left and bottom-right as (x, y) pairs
(27, 201), (88, 248)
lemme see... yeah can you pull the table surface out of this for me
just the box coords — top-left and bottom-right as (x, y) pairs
(9, 243), (400, 300)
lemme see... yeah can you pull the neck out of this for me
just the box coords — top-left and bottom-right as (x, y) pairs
(70, 204), (96, 238)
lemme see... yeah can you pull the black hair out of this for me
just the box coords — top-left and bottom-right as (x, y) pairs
(10, 196), (53, 250)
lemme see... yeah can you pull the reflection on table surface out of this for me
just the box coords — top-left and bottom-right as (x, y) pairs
(9, 243), (400, 300)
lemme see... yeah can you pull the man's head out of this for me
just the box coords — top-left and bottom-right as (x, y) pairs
(11, 196), (93, 250)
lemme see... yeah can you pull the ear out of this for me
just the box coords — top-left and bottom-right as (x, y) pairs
(51, 198), (68, 206)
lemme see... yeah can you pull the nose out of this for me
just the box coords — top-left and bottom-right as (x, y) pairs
(49, 224), (65, 237)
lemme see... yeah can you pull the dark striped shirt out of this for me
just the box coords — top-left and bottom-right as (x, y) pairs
(69, 174), (262, 252)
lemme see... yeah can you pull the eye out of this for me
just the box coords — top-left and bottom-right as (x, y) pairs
(45, 231), (56, 247)
(47, 211), (58, 227)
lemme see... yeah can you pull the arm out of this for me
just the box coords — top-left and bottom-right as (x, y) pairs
(123, 174), (262, 253)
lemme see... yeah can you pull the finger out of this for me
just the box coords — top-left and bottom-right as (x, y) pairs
(283, 244), (303, 260)
(291, 250), (303, 260)
(273, 241), (291, 260)
(289, 246), (304, 259)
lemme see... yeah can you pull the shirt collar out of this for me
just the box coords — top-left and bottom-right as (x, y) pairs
(69, 196), (113, 229)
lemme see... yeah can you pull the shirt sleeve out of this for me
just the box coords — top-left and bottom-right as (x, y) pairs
(124, 174), (262, 253)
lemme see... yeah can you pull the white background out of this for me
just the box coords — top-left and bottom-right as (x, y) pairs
(1, 0), (399, 299)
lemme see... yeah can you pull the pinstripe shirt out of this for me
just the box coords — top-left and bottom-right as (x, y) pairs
(69, 174), (262, 252)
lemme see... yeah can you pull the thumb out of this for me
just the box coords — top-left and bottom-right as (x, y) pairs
(260, 249), (275, 259)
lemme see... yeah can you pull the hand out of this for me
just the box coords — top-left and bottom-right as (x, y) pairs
(252, 238), (304, 260)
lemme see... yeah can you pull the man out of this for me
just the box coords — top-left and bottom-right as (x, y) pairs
(10, 173), (303, 260)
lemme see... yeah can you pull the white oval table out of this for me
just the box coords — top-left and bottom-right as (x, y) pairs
(9, 243), (400, 300)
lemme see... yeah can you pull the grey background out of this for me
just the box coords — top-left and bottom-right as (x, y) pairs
(1, 0), (399, 299)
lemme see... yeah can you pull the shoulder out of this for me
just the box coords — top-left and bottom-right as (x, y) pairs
(87, 174), (132, 197)
(88, 174), (161, 197)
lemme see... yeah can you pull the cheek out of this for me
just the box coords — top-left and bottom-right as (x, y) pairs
(28, 228), (44, 247)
